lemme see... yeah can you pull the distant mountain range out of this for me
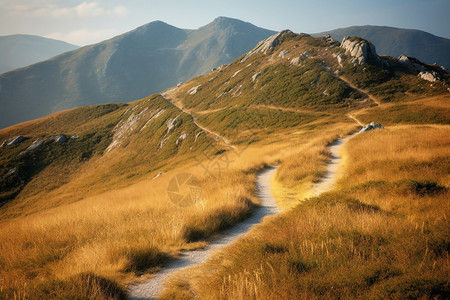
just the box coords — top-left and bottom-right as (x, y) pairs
(314, 25), (450, 69)
(0, 17), (275, 129)
(1, 19), (449, 129)
(0, 34), (78, 74)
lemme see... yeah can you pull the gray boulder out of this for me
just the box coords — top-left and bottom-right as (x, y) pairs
(24, 140), (45, 152)
(341, 36), (378, 64)
(418, 71), (439, 82)
(252, 72), (261, 81)
(1, 135), (24, 147)
(53, 135), (67, 143)
(241, 30), (293, 62)
(359, 122), (384, 133)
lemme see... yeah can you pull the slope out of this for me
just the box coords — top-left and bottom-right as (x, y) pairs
(0, 30), (449, 299)
(0, 34), (78, 74)
(0, 17), (275, 129)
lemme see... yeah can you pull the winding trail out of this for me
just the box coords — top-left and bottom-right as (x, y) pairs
(128, 167), (280, 299)
(312, 134), (355, 196)
(339, 76), (381, 106)
(129, 133), (355, 299)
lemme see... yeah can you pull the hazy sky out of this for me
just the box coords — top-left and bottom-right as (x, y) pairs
(1, 0), (449, 46)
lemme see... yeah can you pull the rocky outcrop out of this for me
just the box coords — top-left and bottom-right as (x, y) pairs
(278, 50), (290, 58)
(341, 36), (378, 64)
(152, 172), (163, 180)
(359, 122), (384, 133)
(176, 133), (188, 146)
(398, 55), (443, 82)
(53, 135), (67, 144)
(418, 71), (439, 82)
(240, 30), (293, 63)
(252, 72), (261, 81)
(188, 85), (201, 95)
(25, 140), (45, 152)
(140, 109), (165, 132)
(1, 135), (24, 147)
(167, 115), (181, 133)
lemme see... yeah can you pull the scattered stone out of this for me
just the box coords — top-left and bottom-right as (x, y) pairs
(323, 90), (330, 96)
(176, 133), (188, 146)
(188, 85), (201, 95)
(290, 57), (301, 66)
(418, 71), (439, 82)
(359, 122), (384, 133)
(71, 135), (79, 139)
(252, 72), (261, 81)
(301, 51), (309, 58)
(53, 135), (67, 144)
(140, 109), (165, 132)
(167, 115), (181, 133)
(240, 30), (293, 63)
(6, 168), (16, 177)
(278, 50), (290, 58)
(25, 140), (45, 152)
(1, 135), (24, 147)
(322, 34), (334, 42)
(152, 172), (164, 180)
(341, 36), (378, 64)
(232, 70), (241, 78)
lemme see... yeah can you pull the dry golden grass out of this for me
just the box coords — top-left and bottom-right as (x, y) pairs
(0, 119), (352, 299)
(160, 125), (450, 299)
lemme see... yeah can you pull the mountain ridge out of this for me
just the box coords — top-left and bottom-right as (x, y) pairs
(0, 17), (275, 129)
(0, 34), (78, 74)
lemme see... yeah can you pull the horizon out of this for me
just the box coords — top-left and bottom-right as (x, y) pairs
(1, 0), (449, 46)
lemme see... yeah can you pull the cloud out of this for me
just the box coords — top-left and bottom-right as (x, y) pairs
(4, 1), (127, 18)
(46, 28), (121, 45)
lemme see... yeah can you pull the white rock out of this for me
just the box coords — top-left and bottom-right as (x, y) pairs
(418, 71), (439, 82)
(232, 70), (241, 78)
(278, 50), (290, 58)
(252, 72), (261, 81)
(25, 140), (44, 151)
(167, 114), (181, 133)
(290, 57), (301, 66)
(188, 85), (201, 95)
(341, 36), (378, 64)
(152, 172), (164, 180)
(1, 135), (24, 147)
(176, 133), (188, 146)
(359, 122), (384, 133)
(240, 30), (293, 63)
(53, 135), (66, 143)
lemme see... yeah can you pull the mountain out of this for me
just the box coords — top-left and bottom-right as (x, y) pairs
(0, 34), (78, 74)
(1, 31), (449, 298)
(314, 25), (450, 69)
(0, 17), (275, 129)
(1, 30), (448, 211)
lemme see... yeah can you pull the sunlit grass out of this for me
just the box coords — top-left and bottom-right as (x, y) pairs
(161, 125), (450, 299)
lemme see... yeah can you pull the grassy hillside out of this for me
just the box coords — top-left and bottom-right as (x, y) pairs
(161, 126), (449, 300)
(0, 31), (449, 299)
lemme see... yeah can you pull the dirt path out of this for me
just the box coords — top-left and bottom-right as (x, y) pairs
(339, 76), (381, 106)
(128, 134), (354, 299)
(312, 134), (356, 196)
(190, 116), (236, 149)
(128, 167), (280, 299)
